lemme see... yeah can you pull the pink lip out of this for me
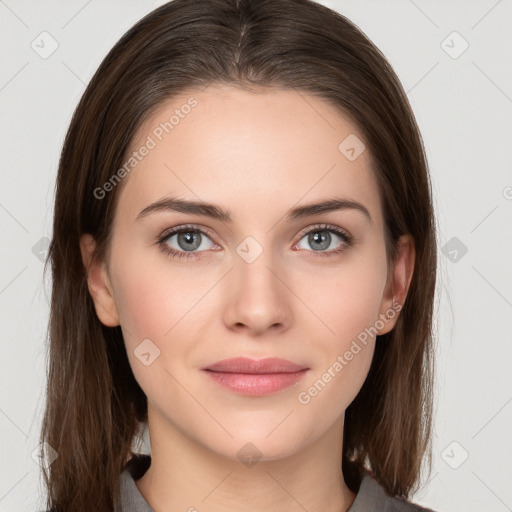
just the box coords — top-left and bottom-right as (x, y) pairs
(202, 357), (309, 396)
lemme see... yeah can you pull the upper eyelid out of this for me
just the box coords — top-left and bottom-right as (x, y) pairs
(297, 223), (350, 238)
(160, 224), (217, 242)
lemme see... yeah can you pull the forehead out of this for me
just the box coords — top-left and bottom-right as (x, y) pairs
(115, 85), (383, 229)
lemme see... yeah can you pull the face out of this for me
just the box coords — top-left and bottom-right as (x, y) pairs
(81, 84), (413, 462)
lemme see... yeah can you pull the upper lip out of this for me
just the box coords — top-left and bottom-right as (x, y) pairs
(202, 357), (308, 374)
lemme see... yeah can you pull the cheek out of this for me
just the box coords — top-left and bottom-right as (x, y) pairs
(111, 246), (208, 340)
(299, 251), (388, 346)
(113, 270), (168, 340)
(294, 278), (382, 422)
(109, 248), (219, 394)
(294, 248), (387, 399)
(110, 254), (199, 402)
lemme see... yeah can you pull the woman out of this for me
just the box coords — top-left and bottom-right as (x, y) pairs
(40, 0), (438, 510)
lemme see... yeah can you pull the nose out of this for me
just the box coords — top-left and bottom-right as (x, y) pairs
(222, 245), (292, 336)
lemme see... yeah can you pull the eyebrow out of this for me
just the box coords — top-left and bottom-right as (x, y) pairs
(136, 195), (373, 224)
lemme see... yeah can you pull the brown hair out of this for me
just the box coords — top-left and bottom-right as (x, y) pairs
(40, 0), (437, 509)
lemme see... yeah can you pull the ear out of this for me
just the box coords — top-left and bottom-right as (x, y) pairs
(376, 234), (415, 335)
(79, 234), (120, 327)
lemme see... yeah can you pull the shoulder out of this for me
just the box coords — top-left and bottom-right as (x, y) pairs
(349, 470), (437, 512)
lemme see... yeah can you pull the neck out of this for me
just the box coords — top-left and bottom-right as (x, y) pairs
(135, 406), (357, 512)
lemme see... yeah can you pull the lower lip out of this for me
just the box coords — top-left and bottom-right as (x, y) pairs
(203, 369), (308, 396)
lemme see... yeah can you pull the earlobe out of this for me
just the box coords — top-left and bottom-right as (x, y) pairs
(377, 234), (415, 335)
(79, 234), (120, 327)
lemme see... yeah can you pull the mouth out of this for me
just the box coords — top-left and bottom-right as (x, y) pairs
(201, 357), (309, 396)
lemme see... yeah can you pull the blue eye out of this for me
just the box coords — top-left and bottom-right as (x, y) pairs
(295, 224), (352, 256)
(156, 223), (353, 260)
(157, 225), (216, 260)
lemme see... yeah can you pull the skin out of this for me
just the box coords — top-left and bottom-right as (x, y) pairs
(80, 85), (415, 512)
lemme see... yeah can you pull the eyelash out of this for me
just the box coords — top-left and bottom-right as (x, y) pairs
(155, 223), (353, 260)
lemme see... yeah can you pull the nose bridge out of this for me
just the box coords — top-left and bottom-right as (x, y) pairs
(224, 233), (290, 332)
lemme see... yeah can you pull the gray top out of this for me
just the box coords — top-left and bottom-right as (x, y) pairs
(117, 454), (436, 512)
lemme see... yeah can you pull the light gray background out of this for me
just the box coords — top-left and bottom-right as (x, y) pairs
(1, 1), (511, 511)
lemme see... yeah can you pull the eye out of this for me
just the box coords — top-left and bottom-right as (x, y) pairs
(294, 224), (353, 257)
(155, 223), (353, 261)
(156, 225), (218, 260)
